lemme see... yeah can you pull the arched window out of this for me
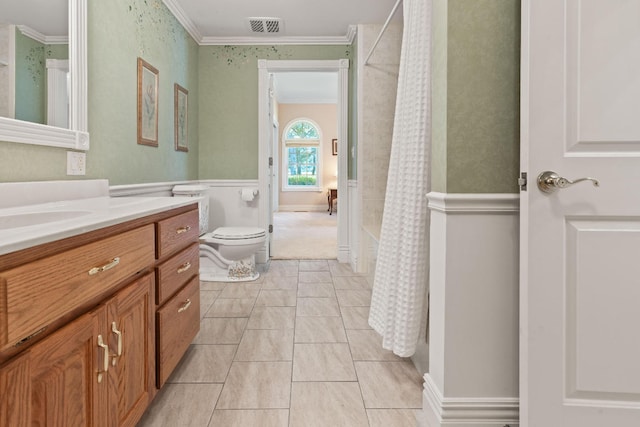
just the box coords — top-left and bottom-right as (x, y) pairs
(282, 119), (322, 190)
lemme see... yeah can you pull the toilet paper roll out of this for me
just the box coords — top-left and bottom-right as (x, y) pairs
(241, 188), (256, 202)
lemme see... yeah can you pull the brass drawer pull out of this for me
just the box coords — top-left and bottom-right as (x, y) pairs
(176, 226), (191, 234)
(177, 262), (192, 274)
(111, 322), (123, 366)
(97, 334), (109, 383)
(88, 257), (120, 276)
(177, 299), (192, 313)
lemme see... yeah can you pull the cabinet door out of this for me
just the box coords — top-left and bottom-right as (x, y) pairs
(106, 274), (154, 427)
(0, 309), (106, 427)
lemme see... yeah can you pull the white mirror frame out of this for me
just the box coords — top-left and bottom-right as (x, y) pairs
(0, 0), (89, 150)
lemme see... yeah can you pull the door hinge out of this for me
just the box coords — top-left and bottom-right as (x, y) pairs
(518, 172), (527, 191)
(268, 224), (273, 233)
(268, 157), (273, 167)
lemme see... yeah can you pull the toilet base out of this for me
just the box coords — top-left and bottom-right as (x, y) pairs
(199, 254), (260, 282)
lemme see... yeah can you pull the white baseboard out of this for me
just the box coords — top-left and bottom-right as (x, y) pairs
(421, 375), (519, 427)
(278, 204), (328, 212)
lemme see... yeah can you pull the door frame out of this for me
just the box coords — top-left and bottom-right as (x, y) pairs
(257, 59), (350, 262)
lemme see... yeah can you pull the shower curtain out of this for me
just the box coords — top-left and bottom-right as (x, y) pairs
(368, 0), (432, 357)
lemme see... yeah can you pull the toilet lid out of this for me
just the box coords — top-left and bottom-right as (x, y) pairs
(210, 227), (266, 240)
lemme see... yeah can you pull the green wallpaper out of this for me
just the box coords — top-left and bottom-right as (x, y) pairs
(431, 0), (449, 192)
(14, 31), (68, 125)
(86, 0), (199, 185)
(198, 45), (352, 179)
(432, 0), (520, 194)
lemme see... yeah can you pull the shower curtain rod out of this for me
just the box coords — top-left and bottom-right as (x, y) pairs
(363, 0), (403, 66)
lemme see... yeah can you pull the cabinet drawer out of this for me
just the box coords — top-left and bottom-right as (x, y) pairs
(0, 225), (155, 350)
(156, 210), (199, 259)
(156, 276), (200, 387)
(156, 242), (199, 305)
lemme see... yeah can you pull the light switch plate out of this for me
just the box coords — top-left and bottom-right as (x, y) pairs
(67, 151), (86, 175)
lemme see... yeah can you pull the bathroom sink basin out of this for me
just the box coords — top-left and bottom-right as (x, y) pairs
(0, 210), (93, 230)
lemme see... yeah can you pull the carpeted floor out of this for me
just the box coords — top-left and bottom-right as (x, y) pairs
(270, 211), (337, 259)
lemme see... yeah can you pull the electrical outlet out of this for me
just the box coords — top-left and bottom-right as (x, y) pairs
(67, 151), (86, 175)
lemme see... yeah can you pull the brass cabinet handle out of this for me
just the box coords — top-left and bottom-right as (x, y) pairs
(177, 299), (192, 313)
(111, 322), (123, 366)
(97, 334), (109, 383)
(177, 262), (191, 274)
(176, 226), (191, 234)
(88, 257), (120, 276)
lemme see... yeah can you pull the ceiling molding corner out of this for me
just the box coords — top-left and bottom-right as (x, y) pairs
(162, 0), (203, 44)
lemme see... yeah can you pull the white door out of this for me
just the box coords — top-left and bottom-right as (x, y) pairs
(522, 0), (640, 426)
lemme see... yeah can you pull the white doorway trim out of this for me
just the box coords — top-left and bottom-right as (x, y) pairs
(258, 59), (350, 262)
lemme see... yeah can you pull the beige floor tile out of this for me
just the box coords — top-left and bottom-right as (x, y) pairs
(366, 409), (418, 427)
(205, 298), (256, 317)
(168, 345), (236, 383)
(247, 306), (295, 329)
(235, 329), (294, 361)
(209, 409), (289, 427)
(299, 260), (330, 272)
(292, 343), (357, 381)
(216, 362), (292, 409)
(265, 261), (299, 277)
(138, 383), (222, 427)
(347, 330), (405, 361)
(333, 276), (371, 290)
(261, 275), (298, 290)
(335, 289), (372, 307)
(354, 361), (423, 408)
(289, 382), (368, 427)
(192, 318), (247, 344)
(201, 281), (228, 291)
(297, 282), (335, 297)
(296, 297), (341, 317)
(255, 289), (297, 307)
(295, 316), (347, 343)
(298, 271), (332, 283)
(217, 282), (263, 298)
(328, 260), (361, 277)
(200, 290), (220, 319)
(340, 306), (373, 330)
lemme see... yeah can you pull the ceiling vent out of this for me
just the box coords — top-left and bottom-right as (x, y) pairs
(247, 17), (282, 34)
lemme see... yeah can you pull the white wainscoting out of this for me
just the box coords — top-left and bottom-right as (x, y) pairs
(417, 192), (520, 427)
(348, 179), (359, 271)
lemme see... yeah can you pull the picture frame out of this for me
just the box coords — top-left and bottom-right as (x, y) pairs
(332, 138), (338, 156)
(137, 58), (159, 147)
(174, 83), (188, 152)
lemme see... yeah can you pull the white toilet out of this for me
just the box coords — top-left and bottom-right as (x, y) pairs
(172, 185), (266, 282)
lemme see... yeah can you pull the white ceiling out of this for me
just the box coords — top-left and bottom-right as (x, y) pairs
(274, 72), (338, 104)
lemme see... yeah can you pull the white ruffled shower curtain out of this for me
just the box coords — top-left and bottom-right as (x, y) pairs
(368, 0), (432, 357)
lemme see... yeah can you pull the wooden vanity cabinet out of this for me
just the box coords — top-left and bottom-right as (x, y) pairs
(0, 204), (200, 427)
(0, 273), (153, 427)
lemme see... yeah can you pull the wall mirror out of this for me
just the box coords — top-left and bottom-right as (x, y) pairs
(0, 0), (89, 150)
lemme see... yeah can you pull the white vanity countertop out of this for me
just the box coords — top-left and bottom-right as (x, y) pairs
(0, 196), (197, 256)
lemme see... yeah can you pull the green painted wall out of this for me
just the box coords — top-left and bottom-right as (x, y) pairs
(198, 45), (352, 179)
(87, 0), (199, 185)
(431, 0), (520, 193)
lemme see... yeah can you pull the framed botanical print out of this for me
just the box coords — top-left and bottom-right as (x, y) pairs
(137, 58), (159, 147)
(174, 84), (188, 152)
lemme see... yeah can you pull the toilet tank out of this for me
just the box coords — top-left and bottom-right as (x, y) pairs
(172, 185), (209, 235)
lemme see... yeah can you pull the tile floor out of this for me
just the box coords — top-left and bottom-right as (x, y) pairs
(138, 260), (423, 427)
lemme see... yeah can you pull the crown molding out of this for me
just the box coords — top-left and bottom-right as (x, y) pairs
(162, 0), (202, 43)
(17, 26), (68, 45)
(200, 29), (356, 46)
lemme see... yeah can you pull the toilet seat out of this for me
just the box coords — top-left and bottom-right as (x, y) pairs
(210, 227), (266, 240)
(201, 227), (267, 246)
